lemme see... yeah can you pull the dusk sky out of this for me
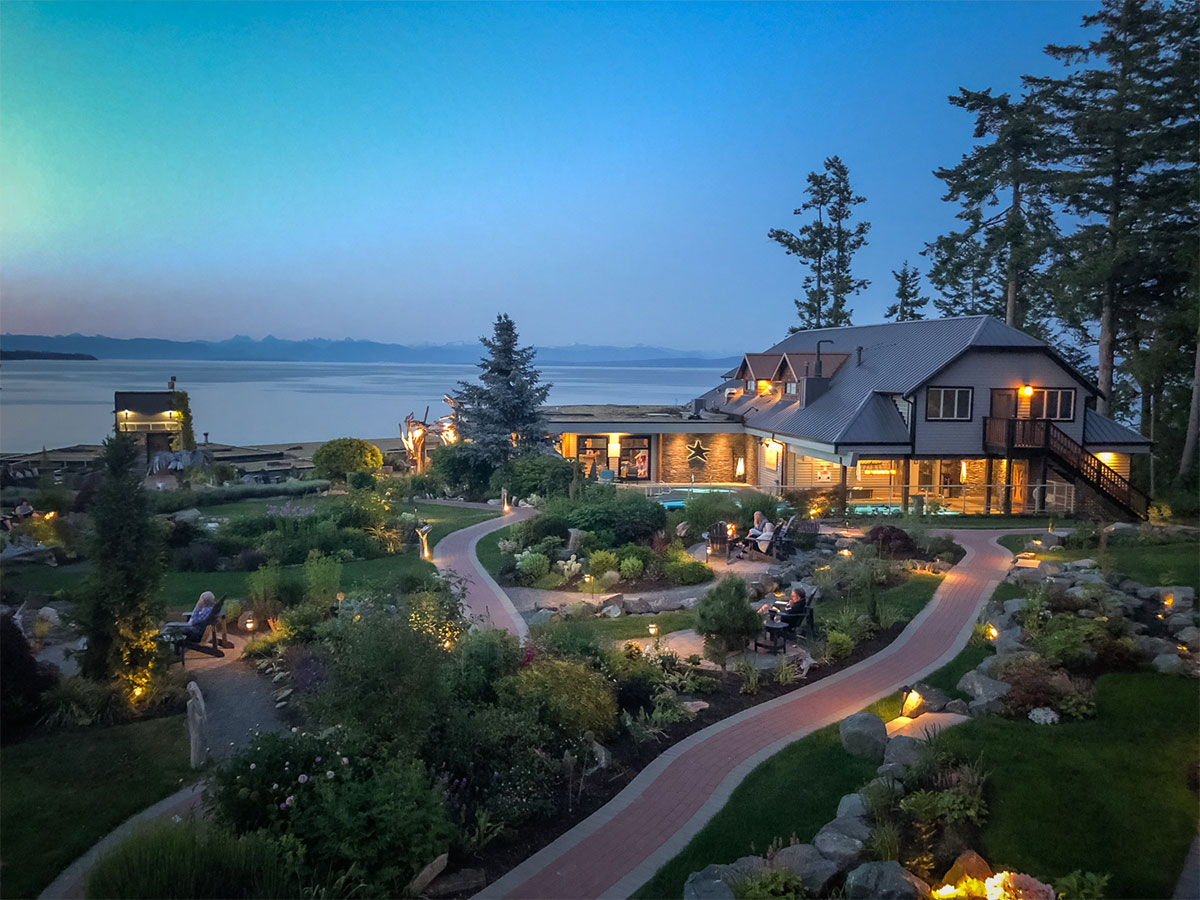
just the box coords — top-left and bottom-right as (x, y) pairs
(2, 2), (1094, 353)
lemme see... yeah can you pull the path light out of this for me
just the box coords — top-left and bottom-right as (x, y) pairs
(1164, 592), (1175, 608)
(245, 614), (256, 632)
(502, 487), (510, 514)
(985, 624), (999, 640)
(416, 524), (433, 560)
(648, 623), (658, 637)
(900, 686), (923, 717)
(839, 548), (852, 557)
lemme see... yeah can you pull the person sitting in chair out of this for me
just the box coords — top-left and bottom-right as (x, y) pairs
(752, 520), (775, 553)
(187, 591), (217, 627)
(747, 511), (766, 540)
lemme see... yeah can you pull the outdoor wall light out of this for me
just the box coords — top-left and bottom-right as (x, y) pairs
(1020, 385), (1034, 397)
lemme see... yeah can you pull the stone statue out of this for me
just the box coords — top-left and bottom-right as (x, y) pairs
(186, 681), (208, 769)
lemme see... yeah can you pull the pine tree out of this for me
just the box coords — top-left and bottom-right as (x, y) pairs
(928, 88), (1060, 329)
(824, 156), (869, 326)
(885, 262), (929, 321)
(77, 434), (164, 693)
(769, 157), (867, 331)
(768, 169), (834, 331)
(1031, 0), (1186, 416)
(453, 314), (552, 465)
(923, 233), (1006, 319)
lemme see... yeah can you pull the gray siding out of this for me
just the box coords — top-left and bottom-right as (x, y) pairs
(914, 349), (1092, 456)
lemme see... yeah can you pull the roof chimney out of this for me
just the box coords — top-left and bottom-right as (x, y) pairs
(815, 340), (833, 378)
(856, 346), (863, 366)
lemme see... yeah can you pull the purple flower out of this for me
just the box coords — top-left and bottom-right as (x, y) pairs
(280, 802), (288, 810)
(298, 774), (309, 784)
(315, 756), (322, 762)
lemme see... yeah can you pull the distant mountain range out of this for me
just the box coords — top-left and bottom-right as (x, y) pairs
(1, 333), (739, 368)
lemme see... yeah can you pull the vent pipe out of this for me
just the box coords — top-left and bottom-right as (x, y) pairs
(856, 346), (863, 366)
(815, 340), (834, 378)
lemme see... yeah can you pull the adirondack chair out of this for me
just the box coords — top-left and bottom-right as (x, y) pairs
(160, 596), (227, 666)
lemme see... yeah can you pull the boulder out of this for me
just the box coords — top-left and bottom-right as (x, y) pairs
(1119, 579), (1145, 594)
(1137, 585), (1162, 601)
(1012, 567), (1047, 586)
(1104, 521), (1139, 537)
(1167, 613), (1194, 634)
(36, 606), (62, 627)
(527, 609), (555, 627)
(957, 669), (1011, 703)
(883, 735), (923, 769)
(683, 857), (767, 900)
(648, 596), (686, 613)
(562, 601), (598, 619)
(170, 507), (203, 522)
(600, 605), (622, 618)
(1071, 571), (1106, 585)
(839, 712), (889, 762)
(622, 597), (652, 615)
(771, 844), (840, 896)
(406, 853), (449, 896)
(682, 700), (710, 714)
(534, 597), (562, 612)
(944, 698), (969, 716)
(942, 850), (994, 885)
(837, 793), (868, 819)
(1036, 560), (1063, 577)
(1117, 594), (1145, 614)
(1065, 558), (1097, 570)
(968, 696), (1008, 716)
(813, 826), (866, 871)
(1135, 635), (1175, 658)
(426, 869), (487, 898)
(992, 626), (1026, 655)
(1159, 586), (1196, 604)
(824, 816), (871, 843)
(1176, 626), (1200, 652)
(845, 861), (931, 899)
(566, 528), (583, 552)
(876, 762), (908, 780)
(865, 775), (906, 798)
(590, 740), (612, 770)
(1152, 653), (1184, 675)
(1077, 608), (1098, 618)
(681, 596), (702, 609)
(1042, 530), (1068, 547)
(1002, 598), (1028, 617)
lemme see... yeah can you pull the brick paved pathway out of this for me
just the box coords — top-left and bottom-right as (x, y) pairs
(477, 529), (1018, 899)
(432, 504), (536, 637)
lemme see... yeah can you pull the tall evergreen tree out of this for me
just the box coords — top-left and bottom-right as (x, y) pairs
(885, 261), (929, 321)
(769, 156), (867, 331)
(453, 314), (551, 465)
(824, 156), (870, 326)
(1031, 0), (1186, 416)
(77, 434), (164, 694)
(923, 233), (1007, 319)
(768, 169), (834, 332)
(928, 88), (1060, 329)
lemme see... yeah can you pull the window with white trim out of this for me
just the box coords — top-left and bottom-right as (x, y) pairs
(926, 387), (973, 421)
(785, 382), (797, 395)
(1029, 388), (1075, 421)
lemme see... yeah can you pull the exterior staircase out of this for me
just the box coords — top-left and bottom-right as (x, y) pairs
(983, 417), (1148, 520)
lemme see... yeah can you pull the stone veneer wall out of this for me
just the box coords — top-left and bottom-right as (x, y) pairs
(660, 433), (755, 484)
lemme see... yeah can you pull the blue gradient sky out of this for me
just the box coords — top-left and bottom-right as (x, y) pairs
(1, 2), (1092, 352)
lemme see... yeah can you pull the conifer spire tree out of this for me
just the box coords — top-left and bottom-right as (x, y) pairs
(923, 233), (1006, 319)
(928, 87), (1059, 330)
(885, 262), (929, 321)
(824, 156), (870, 327)
(453, 314), (551, 465)
(769, 156), (867, 331)
(768, 169), (833, 332)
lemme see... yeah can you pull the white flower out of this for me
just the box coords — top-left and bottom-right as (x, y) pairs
(298, 774), (309, 783)
(249, 763), (256, 770)
(1028, 707), (1060, 725)
(327, 771), (335, 779)
(291, 726), (298, 733)
(342, 757), (349, 765)
(272, 783), (279, 790)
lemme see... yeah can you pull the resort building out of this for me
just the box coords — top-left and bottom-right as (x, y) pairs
(114, 391), (184, 465)
(544, 316), (1151, 519)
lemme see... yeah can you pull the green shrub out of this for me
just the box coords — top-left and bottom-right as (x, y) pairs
(518, 513), (572, 547)
(731, 868), (809, 899)
(696, 576), (760, 668)
(737, 491), (781, 531)
(85, 821), (296, 899)
(567, 487), (667, 545)
(588, 549), (620, 576)
(516, 551), (551, 582)
(302, 550), (342, 605)
(2, 613), (58, 736)
(619, 556), (645, 580)
(530, 619), (607, 663)
(664, 556), (714, 586)
(148, 480), (330, 514)
(335, 490), (388, 530)
(428, 444), (495, 501)
(1054, 870), (1111, 900)
(1036, 614), (1104, 668)
(680, 493), (741, 542)
(503, 658), (617, 739)
(734, 658), (760, 695)
(616, 543), (656, 566)
(491, 455), (576, 500)
(349, 471), (377, 491)
(311, 437), (383, 480)
(452, 629), (522, 705)
(825, 630), (854, 659)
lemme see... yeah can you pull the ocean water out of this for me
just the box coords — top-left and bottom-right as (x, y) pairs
(0, 359), (724, 453)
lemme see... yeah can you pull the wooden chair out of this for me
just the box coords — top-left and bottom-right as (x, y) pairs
(160, 597), (227, 666)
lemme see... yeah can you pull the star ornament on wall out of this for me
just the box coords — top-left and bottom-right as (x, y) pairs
(685, 439), (710, 464)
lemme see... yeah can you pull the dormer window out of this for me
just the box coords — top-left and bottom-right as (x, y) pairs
(785, 382), (798, 395)
(745, 379), (755, 391)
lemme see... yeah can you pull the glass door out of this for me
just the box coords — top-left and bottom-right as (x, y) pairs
(619, 435), (651, 481)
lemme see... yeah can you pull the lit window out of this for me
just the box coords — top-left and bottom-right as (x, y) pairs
(746, 380), (755, 391)
(926, 387), (973, 421)
(1028, 388), (1075, 420)
(785, 382), (797, 395)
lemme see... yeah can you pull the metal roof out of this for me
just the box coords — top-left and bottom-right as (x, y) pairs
(773, 352), (850, 381)
(114, 391), (175, 415)
(1084, 408), (1151, 446)
(708, 316), (1073, 447)
(734, 353), (784, 381)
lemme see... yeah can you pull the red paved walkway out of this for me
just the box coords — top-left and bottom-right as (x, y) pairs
(478, 529), (1016, 899)
(432, 504), (535, 637)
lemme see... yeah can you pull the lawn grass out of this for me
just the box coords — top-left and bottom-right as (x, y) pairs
(941, 672), (1200, 899)
(1, 501), (495, 614)
(997, 535), (1200, 592)
(634, 641), (994, 899)
(0, 715), (195, 900)
(591, 609), (699, 643)
(475, 522), (521, 577)
(814, 574), (944, 630)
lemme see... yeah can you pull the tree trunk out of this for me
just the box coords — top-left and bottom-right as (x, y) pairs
(1006, 179), (1021, 327)
(1179, 319), (1200, 477)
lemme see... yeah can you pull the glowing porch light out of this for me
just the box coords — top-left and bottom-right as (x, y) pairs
(755, 380), (772, 394)
(735, 457), (745, 478)
(1020, 385), (1034, 398)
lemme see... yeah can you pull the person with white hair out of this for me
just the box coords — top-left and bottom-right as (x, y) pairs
(187, 591), (217, 628)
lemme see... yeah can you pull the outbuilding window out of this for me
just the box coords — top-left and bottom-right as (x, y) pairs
(926, 387), (973, 421)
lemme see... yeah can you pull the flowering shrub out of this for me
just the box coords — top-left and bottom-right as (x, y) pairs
(555, 554), (583, 579)
(515, 550), (551, 582)
(502, 658), (617, 739)
(497, 538), (520, 554)
(1028, 706), (1060, 725)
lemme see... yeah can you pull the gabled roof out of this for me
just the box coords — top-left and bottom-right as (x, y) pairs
(1084, 408), (1151, 446)
(733, 353), (783, 381)
(707, 316), (1091, 447)
(771, 352), (851, 382)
